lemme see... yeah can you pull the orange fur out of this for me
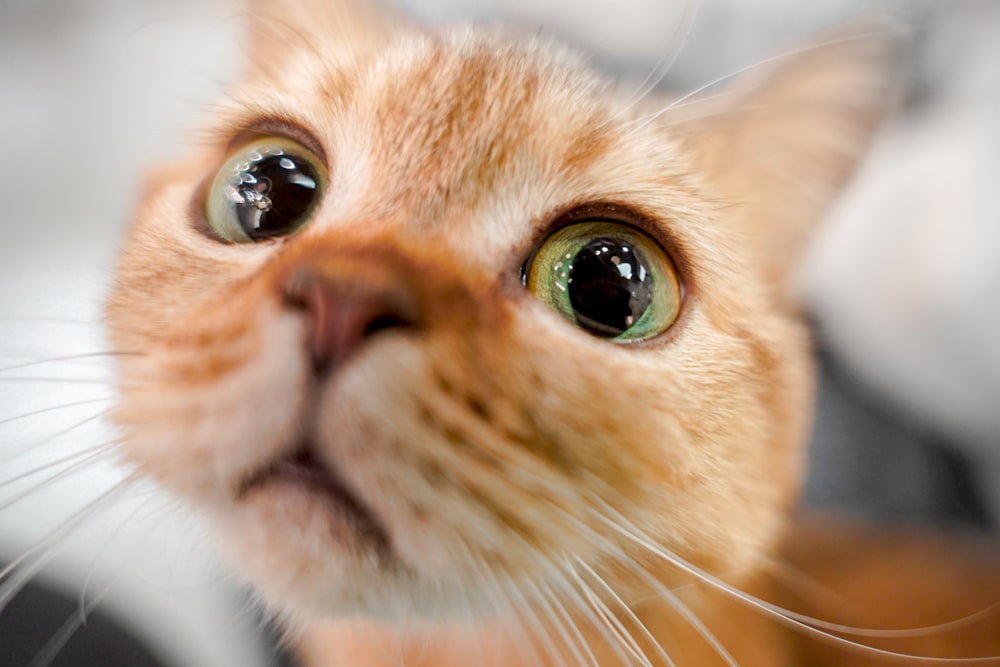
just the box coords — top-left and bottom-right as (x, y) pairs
(106, 1), (1000, 665)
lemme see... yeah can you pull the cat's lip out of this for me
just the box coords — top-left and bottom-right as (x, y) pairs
(236, 442), (392, 553)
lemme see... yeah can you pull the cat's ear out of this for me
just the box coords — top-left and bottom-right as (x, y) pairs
(675, 20), (906, 294)
(242, 0), (398, 78)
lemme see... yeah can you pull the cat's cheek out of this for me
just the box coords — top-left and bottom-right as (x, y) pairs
(505, 304), (803, 573)
(115, 311), (310, 502)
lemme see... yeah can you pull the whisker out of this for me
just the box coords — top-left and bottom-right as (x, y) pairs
(652, 88), (737, 114)
(469, 557), (542, 667)
(499, 570), (569, 667)
(1, 408), (112, 465)
(28, 523), (158, 667)
(0, 451), (122, 513)
(0, 397), (114, 428)
(569, 568), (651, 667)
(573, 556), (677, 667)
(766, 558), (1000, 640)
(0, 377), (117, 385)
(612, 0), (701, 120)
(627, 24), (906, 136)
(631, 564), (740, 667)
(571, 476), (1000, 644)
(653, 101), (775, 132)
(0, 477), (138, 615)
(531, 575), (601, 667)
(588, 498), (1000, 664)
(506, 525), (632, 666)
(0, 541), (64, 621)
(25, 487), (168, 667)
(0, 352), (135, 374)
(0, 316), (100, 327)
(75, 490), (170, 622)
(27, 609), (88, 667)
(532, 579), (585, 667)
(0, 440), (119, 492)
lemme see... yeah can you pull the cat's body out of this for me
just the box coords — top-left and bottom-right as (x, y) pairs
(102, 1), (1000, 665)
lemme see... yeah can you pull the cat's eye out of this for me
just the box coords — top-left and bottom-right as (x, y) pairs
(524, 221), (681, 342)
(205, 136), (326, 243)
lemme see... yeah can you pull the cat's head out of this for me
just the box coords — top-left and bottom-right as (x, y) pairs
(106, 0), (899, 622)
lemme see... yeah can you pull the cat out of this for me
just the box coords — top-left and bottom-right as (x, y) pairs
(72, 0), (1000, 664)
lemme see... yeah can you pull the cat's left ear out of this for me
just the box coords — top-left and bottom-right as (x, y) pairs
(242, 0), (399, 79)
(675, 19), (906, 293)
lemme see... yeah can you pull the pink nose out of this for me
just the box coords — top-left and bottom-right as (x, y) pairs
(283, 268), (419, 374)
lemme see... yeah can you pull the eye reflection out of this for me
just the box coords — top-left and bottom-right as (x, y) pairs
(205, 137), (326, 244)
(524, 221), (680, 342)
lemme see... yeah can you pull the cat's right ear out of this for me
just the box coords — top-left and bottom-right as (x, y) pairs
(242, 0), (398, 79)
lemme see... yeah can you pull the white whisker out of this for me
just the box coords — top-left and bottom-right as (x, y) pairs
(27, 608), (88, 667)
(0, 377), (116, 385)
(569, 568), (650, 667)
(531, 574), (601, 667)
(573, 556), (676, 667)
(75, 490), (171, 623)
(499, 570), (569, 667)
(0, 440), (118, 492)
(0, 448), (121, 512)
(626, 25), (905, 136)
(28, 490), (168, 667)
(766, 559), (1000, 640)
(611, 0), (701, 120)
(0, 397), (114, 428)
(633, 564), (740, 667)
(0, 316), (99, 327)
(0, 478), (138, 615)
(471, 558), (542, 667)
(0, 408), (111, 465)
(589, 497), (1000, 664)
(0, 352), (132, 374)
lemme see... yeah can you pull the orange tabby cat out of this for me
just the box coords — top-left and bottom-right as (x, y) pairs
(106, 1), (1000, 665)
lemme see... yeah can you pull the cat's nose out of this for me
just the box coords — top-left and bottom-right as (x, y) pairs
(282, 268), (420, 375)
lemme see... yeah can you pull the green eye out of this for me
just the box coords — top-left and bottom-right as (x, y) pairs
(205, 136), (326, 243)
(524, 221), (681, 342)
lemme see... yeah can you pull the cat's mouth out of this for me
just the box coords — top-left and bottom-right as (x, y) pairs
(236, 442), (391, 553)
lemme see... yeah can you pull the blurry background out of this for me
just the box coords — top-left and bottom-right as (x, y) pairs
(0, 0), (997, 665)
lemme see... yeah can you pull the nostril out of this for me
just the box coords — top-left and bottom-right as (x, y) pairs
(282, 268), (420, 375)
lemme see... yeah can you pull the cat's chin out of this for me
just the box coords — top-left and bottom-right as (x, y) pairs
(217, 480), (406, 618)
(218, 438), (452, 619)
(236, 443), (394, 563)
(214, 490), (485, 621)
(236, 441), (392, 555)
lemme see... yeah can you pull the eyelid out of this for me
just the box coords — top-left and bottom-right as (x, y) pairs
(528, 201), (693, 292)
(224, 117), (329, 168)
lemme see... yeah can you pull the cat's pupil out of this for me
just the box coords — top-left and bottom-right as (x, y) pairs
(568, 238), (653, 337)
(231, 153), (319, 240)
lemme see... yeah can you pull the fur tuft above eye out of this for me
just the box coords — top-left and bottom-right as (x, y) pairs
(205, 136), (327, 243)
(523, 221), (681, 342)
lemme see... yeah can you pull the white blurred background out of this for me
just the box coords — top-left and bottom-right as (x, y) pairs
(0, 1), (997, 665)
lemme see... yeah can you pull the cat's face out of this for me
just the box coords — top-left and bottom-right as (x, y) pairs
(106, 0), (896, 621)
